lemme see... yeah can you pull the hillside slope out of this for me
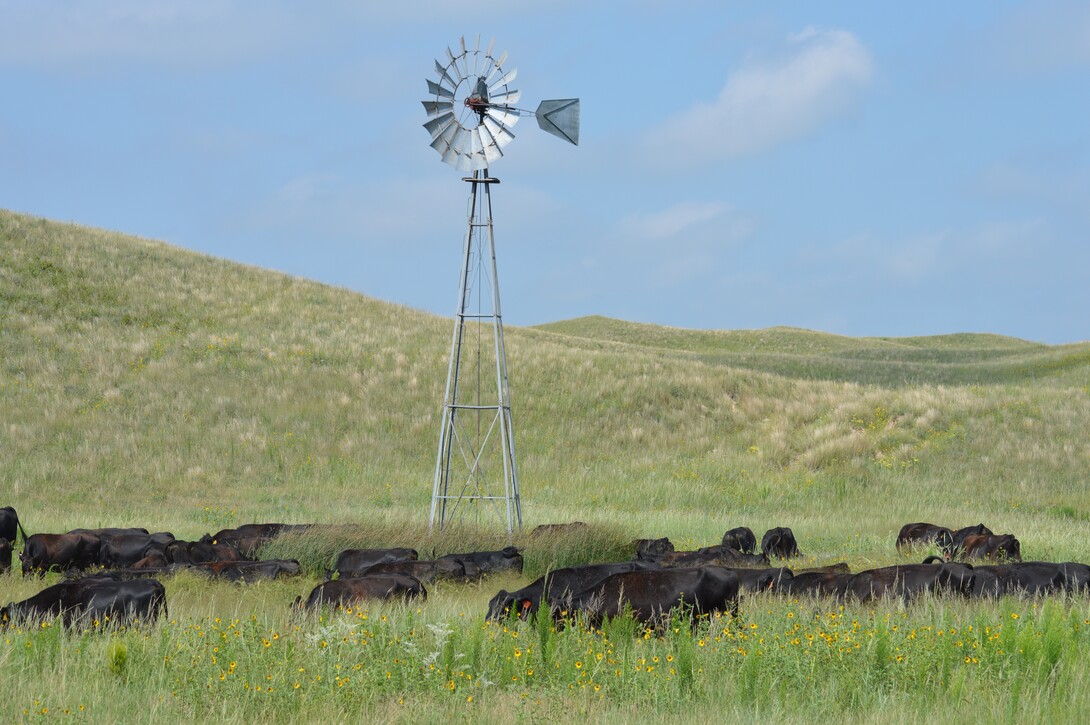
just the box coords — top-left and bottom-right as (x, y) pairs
(3, 209), (1090, 558)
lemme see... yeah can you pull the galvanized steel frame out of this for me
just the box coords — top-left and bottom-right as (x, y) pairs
(430, 169), (522, 534)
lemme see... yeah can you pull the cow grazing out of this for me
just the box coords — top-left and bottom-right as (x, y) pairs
(328, 548), (419, 579)
(487, 561), (657, 621)
(958, 534), (1021, 562)
(1, 576), (166, 628)
(658, 545), (769, 569)
(21, 532), (102, 576)
(438, 547), (523, 576)
(761, 527), (801, 559)
(632, 538), (674, 561)
(296, 575), (426, 609)
(896, 523), (954, 554)
(721, 527), (757, 554)
(563, 566), (740, 627)
(1, 506), (29, 546)
(847, 563), (975, 602)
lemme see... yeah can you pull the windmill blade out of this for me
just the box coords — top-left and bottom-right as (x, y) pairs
(483, 107), (520, 128)
(482, 116), (515, 149)
(423, 112), (455, 139)
(434, 60), (457, 90)
(486, 37), (495, 58)
(427, 80), (455, 100)
(489, 89), (521, 106)
(441, 143), (460, 168)
(479, 124), (505, 164)
(535, 98), (580, 145)
(469, 128), (485, 157)
(489, 68), (517, 93)
(422, 100), (453, 117)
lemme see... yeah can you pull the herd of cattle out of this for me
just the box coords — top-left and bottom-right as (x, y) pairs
(2, 505), (1088, 631)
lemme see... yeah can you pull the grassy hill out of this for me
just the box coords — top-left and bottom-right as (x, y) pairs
(3, 208), (1090, 560)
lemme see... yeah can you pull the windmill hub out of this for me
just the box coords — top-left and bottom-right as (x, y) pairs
(422, 35), (579, 172)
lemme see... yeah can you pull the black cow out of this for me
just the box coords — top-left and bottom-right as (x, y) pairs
(1, 506), (29, 546)
(950, 524), (993, 556)
(194, 559), (303, 583)
(969, 562), (1063, 598)
(847, 563), (975, 602)
(659, 545), (769, 569)
(721, 527), (757, 554)
(438, 547), (523, 576)
(780, 571), (855, 599)
(729, 567), (794, 593)
(328, 548), (419, 579)
(564, 566), (740, 627)
(633, 538), (674, 561)
(21, 532), (102, 576)
(296, 575), (426, 609)
(97, 533), (175, 569)
(896, 523), (954, 554)
(357, 559), (468, 584)
(1, 576), (166, 627)
(0, 539), (11, 575)
(68, 527), (149, 539)
(201, 523), (312, 556)
(958, 534), (1021, 562)
(487, 561), (657, 621)
(165, 540), (245, 565)
(761, 527), (800, 559)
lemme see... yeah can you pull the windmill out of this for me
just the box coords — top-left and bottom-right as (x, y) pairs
(422, 35), (579, 534)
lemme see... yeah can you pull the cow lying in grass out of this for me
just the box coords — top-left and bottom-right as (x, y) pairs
(1, 576), (166, 628)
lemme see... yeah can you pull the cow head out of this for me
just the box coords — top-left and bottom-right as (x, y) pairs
(486, 590), (537, 621)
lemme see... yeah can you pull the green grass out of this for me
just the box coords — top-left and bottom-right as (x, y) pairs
(3, 207), (1090, 721)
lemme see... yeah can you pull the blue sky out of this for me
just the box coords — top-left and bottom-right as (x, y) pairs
(2, 1), (1088, 343)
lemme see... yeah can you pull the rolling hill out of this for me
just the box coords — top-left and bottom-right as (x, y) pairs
(3, 208), (1089, 559)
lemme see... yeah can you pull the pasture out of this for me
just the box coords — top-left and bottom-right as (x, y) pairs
(3, 208), (1090, 721)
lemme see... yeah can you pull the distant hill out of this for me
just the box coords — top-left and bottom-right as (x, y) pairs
(536, 316), (1089, 387)
(3, 208), (1090, 555)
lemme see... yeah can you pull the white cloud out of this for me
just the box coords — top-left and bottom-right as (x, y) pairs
(644, 27), (873, 167)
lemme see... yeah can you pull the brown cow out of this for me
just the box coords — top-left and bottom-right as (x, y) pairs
(20, 533), (102, 576)
(958, 534), (1021, 562)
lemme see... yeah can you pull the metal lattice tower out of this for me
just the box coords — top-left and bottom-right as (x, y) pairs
(430, 170), (521, 533)
(421, 36), (578, 534)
